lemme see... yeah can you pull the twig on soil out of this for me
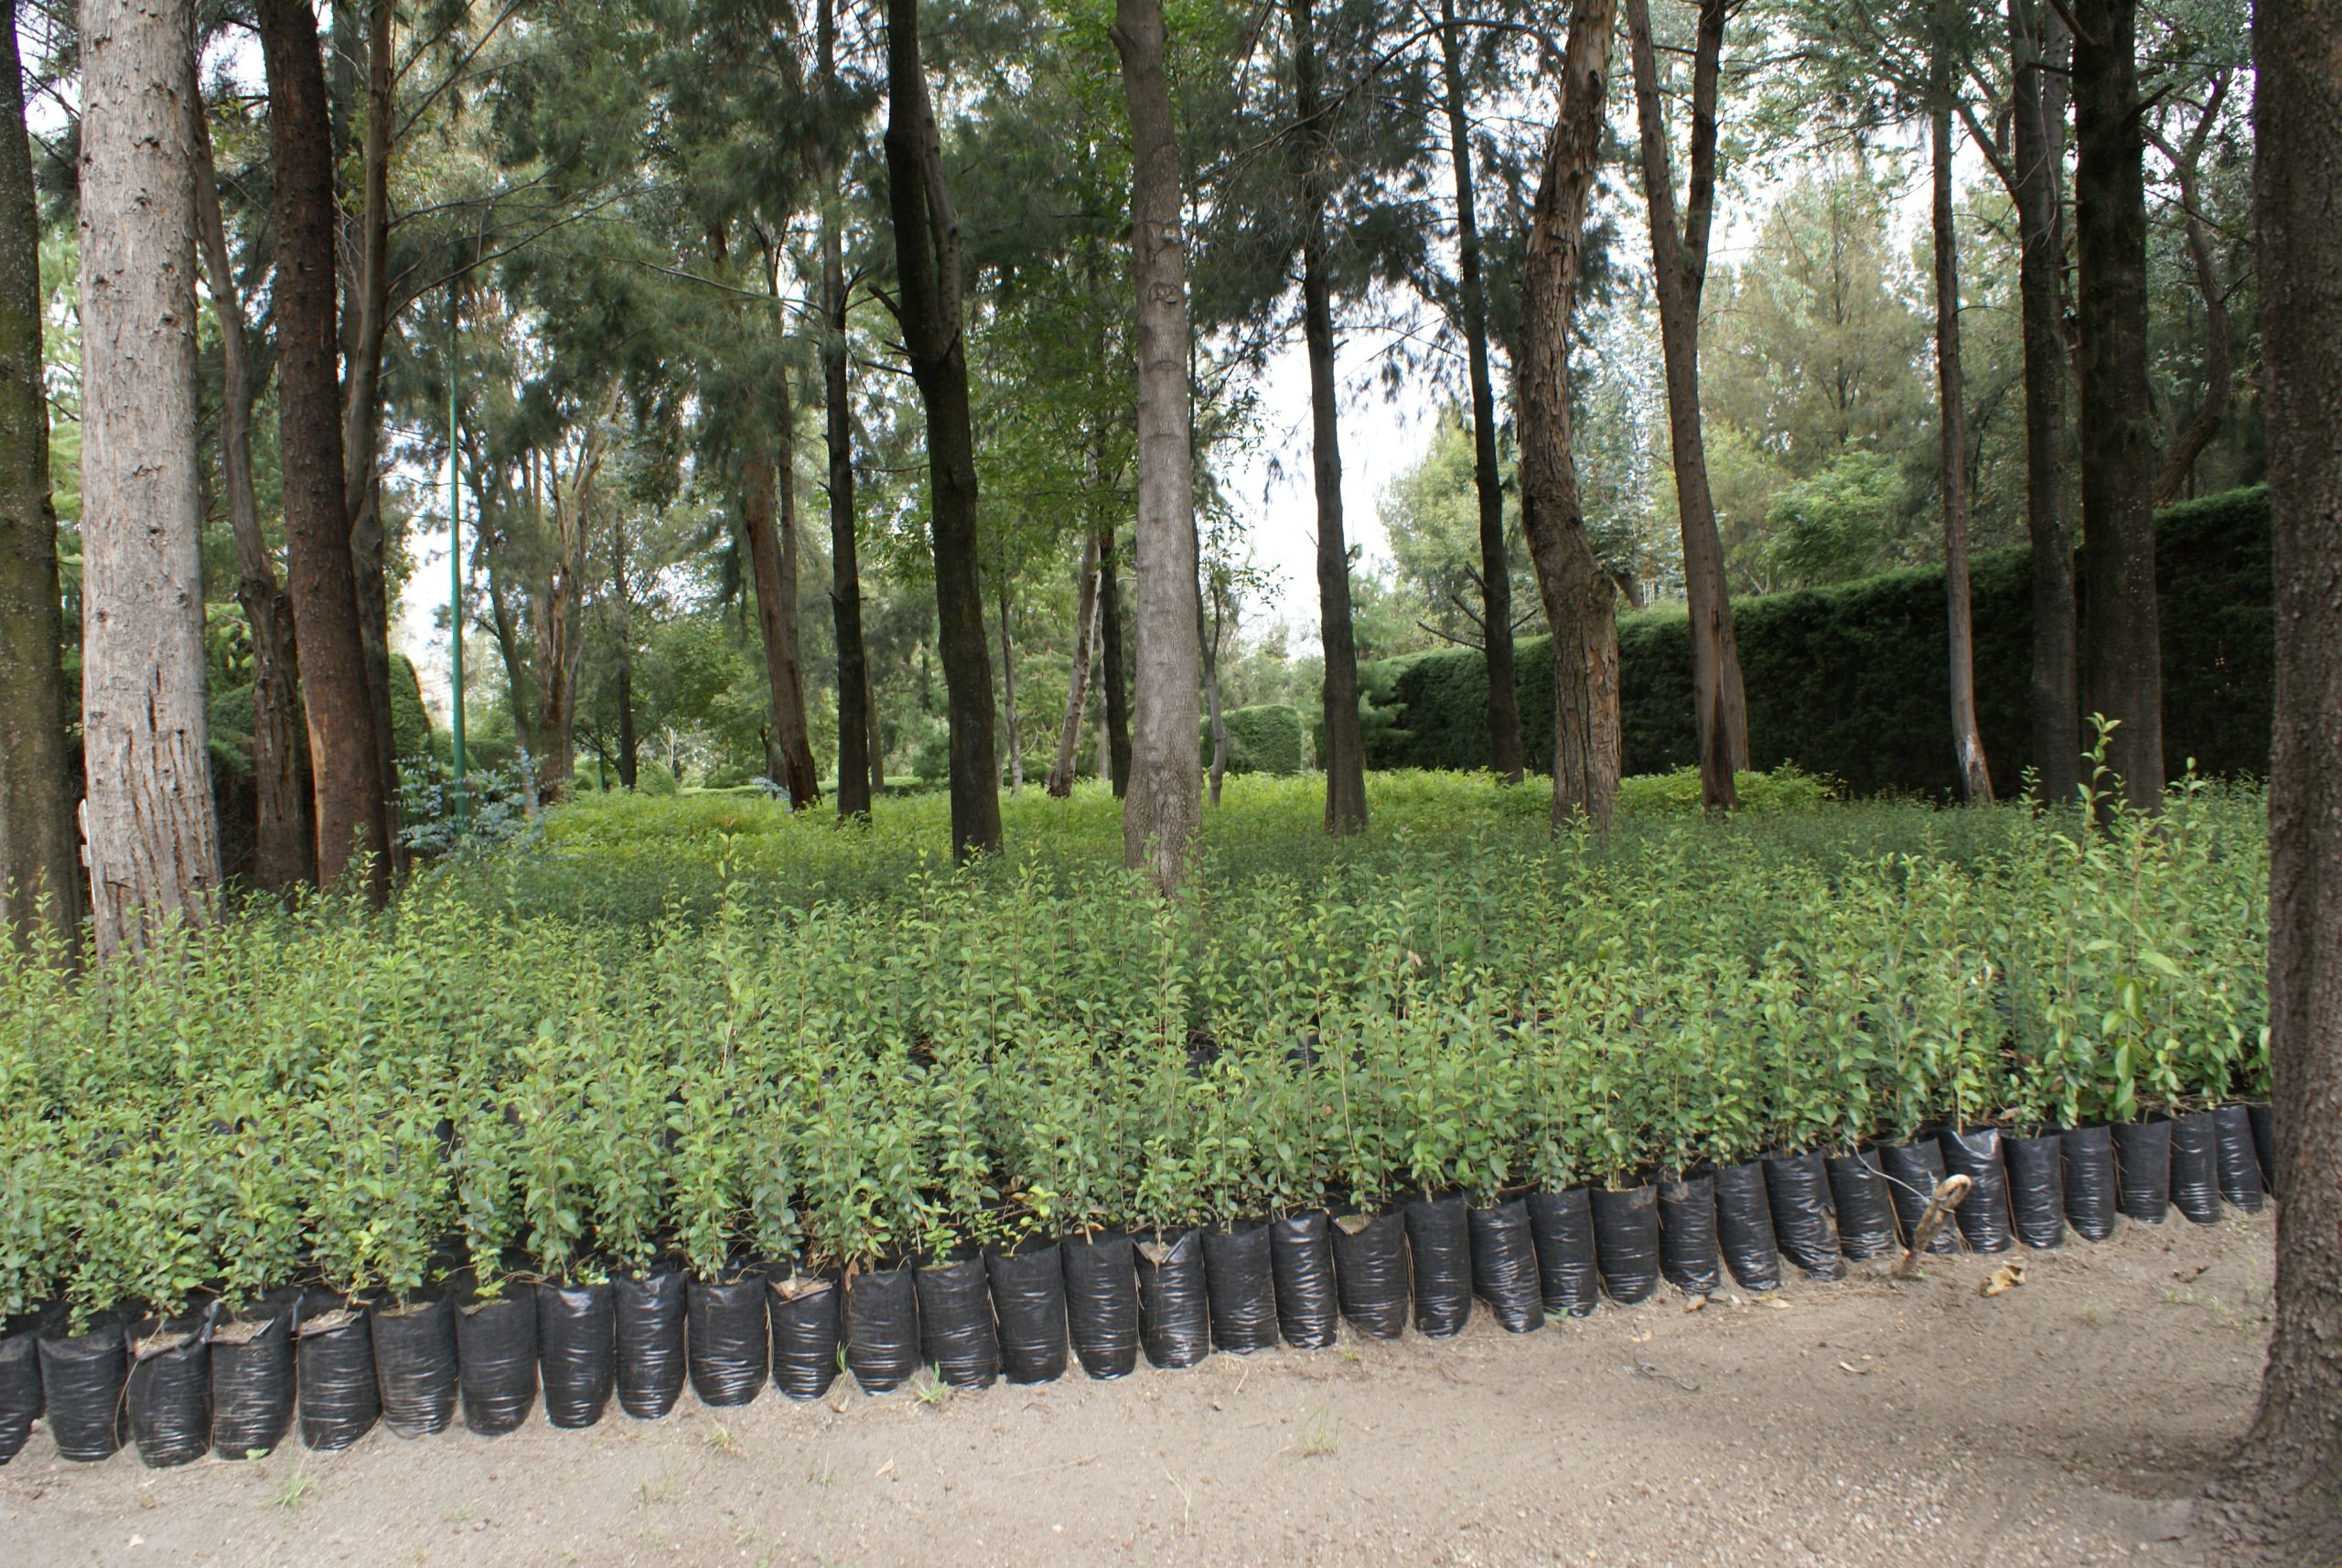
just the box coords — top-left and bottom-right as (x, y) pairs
(1891, 1175), (1973, 1279)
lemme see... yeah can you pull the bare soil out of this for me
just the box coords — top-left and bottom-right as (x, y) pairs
(4, 1212), (2273, 1568)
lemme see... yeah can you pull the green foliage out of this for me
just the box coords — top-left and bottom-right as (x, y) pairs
(1202, 703), (1305, 777)
(1359, 487), (2273, 797)
(391, 653), (434, 762)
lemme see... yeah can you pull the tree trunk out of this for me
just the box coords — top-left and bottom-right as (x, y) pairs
(255, 0), (389, 900)
(342, 0), (399, 862)
(2150, 72), (2233, 509)
(191, 61), (314, 895)
(819, 0), (871, 822)
(1434, 0), (1523, 784)
(1518, 0), (1621, 832)
(1288, 0), (1368, 837)
(1623, 0), (1746, 812)
(1098, 524), (1133, 796)
(1933, 70), (1992, 803)
(1113, 0), (1206, 885)
(884, 0), (1000, 861)
(866, 677), (885, 795)
(1047, 531), (1101, 797)
(2008, 0), (2079, 806)
(744, 370), (820, 808)
(2212, 7), (2342, 1552)
(611, 512), (638, 789)
(997, 573), (1024, 793)
(0, 0), (79, 943)
(532, 387), (621, 801)
(78, 0), (223, 957)
(1204, 587), (1229, 807)
(2071, 0), (2164, 811)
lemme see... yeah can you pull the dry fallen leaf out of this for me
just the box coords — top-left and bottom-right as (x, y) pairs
(1981, 1263), (2027, 1298)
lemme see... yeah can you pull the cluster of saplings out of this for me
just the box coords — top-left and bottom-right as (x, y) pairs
(0, 773), (2268, 1468)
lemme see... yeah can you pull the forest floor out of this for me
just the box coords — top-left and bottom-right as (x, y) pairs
(5, 1211), (2272, 1568)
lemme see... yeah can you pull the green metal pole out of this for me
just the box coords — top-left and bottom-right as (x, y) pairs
(448, 289), (468, 827)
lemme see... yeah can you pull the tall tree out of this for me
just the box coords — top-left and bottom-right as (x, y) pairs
(0, 0), (78, 943)
(191, 61), (315, 895)
(1046, 531), (1101, 798)
(816, 0), (875, 820)
(2007, 0), (2079, 804)
(743, 437), (820, 806)
(1623, 0), (1747, 813)
(1112, 0), (1204, 889)
(2146, 69), (2235, 508)
(1519, 0), (1620, 830)
(1930, 13), (1991, 802)
(2215, 1), (2342, 1553)
(1432, 0), (1523, 783)
(341, 0), (400, 847)
(883, 0), (1001, 861)
(1289, 0), (1369, 836)
(1098, 524), (1133, 795)
(2070, 0), (2164, 810)
(256, 0), (390, 898)
(79, 0), (223, 955)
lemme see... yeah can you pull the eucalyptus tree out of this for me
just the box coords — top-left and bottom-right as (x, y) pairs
(2221, 2), (2342, 1552)
(0, 0), (77, 944)
(79, 0), (223, 954)
(883, 0), (1001, 859)
(1516, 0), (1617, 829)
(1621, 0), (1748, 811)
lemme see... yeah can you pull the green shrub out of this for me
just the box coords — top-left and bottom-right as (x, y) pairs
(1361, 486), (2272, 796)
(391, 651), (434, 761)
(1201, 703), (1306, 776)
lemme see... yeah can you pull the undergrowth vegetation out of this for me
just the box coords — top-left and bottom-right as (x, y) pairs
(0, 766), (2266, 1332)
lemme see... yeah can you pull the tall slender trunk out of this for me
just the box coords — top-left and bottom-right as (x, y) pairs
(1203, 577), (1229, 807)
(2149, 73), (2233, 509)
(256, 0), (389, 900)
(866, 679), (886, 794)
(743, 354), (819, 808)
(1097, 524), (1133, 795)
(611, 512), (638, 789)
(532, 387), (621, 800)
(996, 570), (1025, 792)
(2071, 0), (2164, 811)
(1518, 0), (1620, 832)
(1933, 70), (1992, 803)
(192, 65), (314, 894)
(1114, 0), (1206, 884)
(342, 0), (399, 859)
(1434, 0), (1522, 783)
(1624, 0), (1746, 812)
(885, 0), (1000, 861)
(2215, 6), (2342, 1552)
(0, 0), (79, 942)
(1289, 0), (1368, 837)
(79, 0), (222, 956)
(1047, 530), (1101, 797)
(818, 0), (872, 821)
(2008, 0), (2079, 805)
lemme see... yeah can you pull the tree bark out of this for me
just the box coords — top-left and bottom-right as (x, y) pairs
(191, 60), (314, 895)
(1624, 0), (1746, 812)
(1288, 0), (1368, 837)
(256, 0), (390, 899)
(1047, 531), (1101, 797)
(1933, 59), (1992, 803)
(747, 365), (820, 809)
(1098, 524), (1133, 796)
(2212, 5), (2342, 1553)
(1434, 0), (1523, 784)
(817, 0), (872, 821)
(2008, 0), (2079, 806)
(997, 572), (1024, 792)
(532, 386), (621, 800)
(611, 511), (638, 789)
(1518, 0), (1621, 832)
(342, 0), (399, 860)
(1114, 0), (1206, 885)
(0, 0), (79, 943)
(2149, 72), (2233, 509)
(884, 0), (1001, 861)
(2070, 0), (2164, 811)
(78, 0), (223, 957)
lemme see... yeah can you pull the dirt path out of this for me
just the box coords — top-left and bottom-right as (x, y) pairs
(4, 1213), (2272, 1568)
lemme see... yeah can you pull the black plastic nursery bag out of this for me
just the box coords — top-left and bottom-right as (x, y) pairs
(1826, 1150), (1899, 1262)
(2062, 1124), (2120, 1240)
(1403, 1193), (1473, 1338)
(1134, 1229), (1211, 1370)
(457, 1284), (540, 1435)
(1763, 1150), (1846, 1280)
(1526, 1187), (1601, 1318)
(1201, 1221), (1280, 1355)
(126, 1315), (212, 1469)
(1268, 1212), (1339, 1350)
(1467, 1197), (1544, 1333)
(1061, 1231), (1139, 1380)
(916, 1255), (1002, 1390)
(987, 1241), (1069, 1384)
(1330, 1209), (1411, 1339)
(1656, 1174), (1721, 1297)
(2212, 1104), (2264, 1213)
(1879, 1137), (1960, 1254)
(688, 1273), (770, 1407)
(209, 1293), (297, 1460)
(371, 1294), (458, 1438)
(296, 1296), (380, 1452)
(614, 1269), (689, 1419)
(846, 1263), (921, 1393)
(2112, 1117), (2173, 1223)
(539, 1281), (616, 1430)
(2003, 1133), (2067, 1251)
(2168, 1110), (2222, 1225)
(1591, 1183), (1662, 1305)
(41, 1318), (130, 1462)
(1936, 1127), (2014, 1253)
(1714, 1162), (1783, 1291)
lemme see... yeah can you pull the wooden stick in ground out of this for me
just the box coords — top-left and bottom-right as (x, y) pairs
(1892, 1174), (1973, 1279)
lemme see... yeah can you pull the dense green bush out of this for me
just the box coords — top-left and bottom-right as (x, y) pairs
(0, 771), (2265, 1332)
(1362, 486), (2272, 796)
(1201, 703), (1306, 776)
(391, 651), (434, 761)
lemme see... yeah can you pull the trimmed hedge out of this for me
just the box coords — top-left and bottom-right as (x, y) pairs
(1359, 486), (2272, 797)
(1203, 703), (1306, 776)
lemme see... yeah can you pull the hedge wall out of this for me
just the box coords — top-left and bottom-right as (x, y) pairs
(1359, 486), (2272, 797)
(1203, 703), (1307, 776)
